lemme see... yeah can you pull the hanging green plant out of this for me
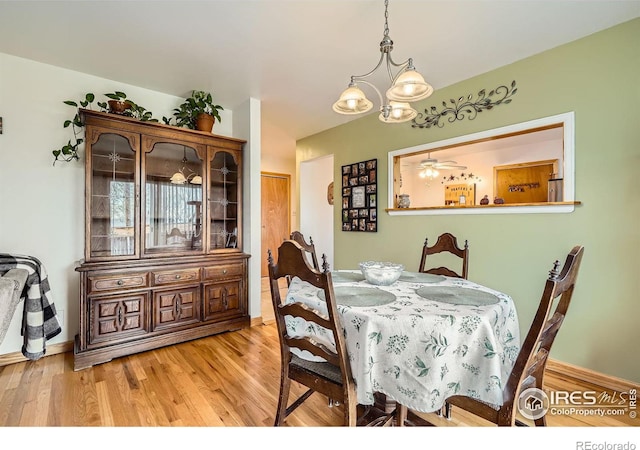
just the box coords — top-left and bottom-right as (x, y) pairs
(52, 91), (157, 165)
(52, 93), (98, 164)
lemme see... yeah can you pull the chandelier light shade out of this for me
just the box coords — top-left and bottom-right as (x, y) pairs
(386, 69), (433, 102)
(332, 84), (373, 115)
(332, 0), (433, 124)
(380, 101), (417, 123)
(170, 171), (187, 184)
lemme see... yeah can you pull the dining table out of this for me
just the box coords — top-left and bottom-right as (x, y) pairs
(284, 269), (521, 414)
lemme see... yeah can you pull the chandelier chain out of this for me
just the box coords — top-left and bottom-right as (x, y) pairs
(383, 0), (390, 38)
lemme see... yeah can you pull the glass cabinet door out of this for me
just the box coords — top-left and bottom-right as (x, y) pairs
(89, 133), (137, 259)
(209, 150), (240, 250)
(143, 143), (205, 255)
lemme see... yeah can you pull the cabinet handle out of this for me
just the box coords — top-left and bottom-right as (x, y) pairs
(222, 269), (227, 275)
(118, 305), (123, 326)
(175, 296), (181, 319)
(222, 288), (228, 310)
(117, 279), (124, 286)
(175, 274), (181, 279)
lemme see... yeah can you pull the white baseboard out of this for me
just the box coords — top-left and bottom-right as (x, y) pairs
(0, 341), (73, 366)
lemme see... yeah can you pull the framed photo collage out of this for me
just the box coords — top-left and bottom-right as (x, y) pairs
(341, 158), (377, 232)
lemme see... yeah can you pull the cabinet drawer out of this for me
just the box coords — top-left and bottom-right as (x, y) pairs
(88, 273), (148, 294)
(152, 268), (200, 285)
(203, 264), (244, 280)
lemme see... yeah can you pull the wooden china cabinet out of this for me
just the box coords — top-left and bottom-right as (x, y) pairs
(74, 109), (250, 370)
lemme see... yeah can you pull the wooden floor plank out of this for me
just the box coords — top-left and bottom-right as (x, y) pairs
(0, 322), (636, 428)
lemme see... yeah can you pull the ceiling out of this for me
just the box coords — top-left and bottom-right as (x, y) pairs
(1, 1), (639, 142)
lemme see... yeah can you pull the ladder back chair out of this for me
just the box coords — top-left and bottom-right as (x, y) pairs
(267, 240), (357, 426)
(419, 232), (469, 279)
(289, 230), (320, 270)
(429, 245), (585, 426)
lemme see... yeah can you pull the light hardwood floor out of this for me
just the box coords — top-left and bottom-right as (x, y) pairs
(0, 279), (635, 427)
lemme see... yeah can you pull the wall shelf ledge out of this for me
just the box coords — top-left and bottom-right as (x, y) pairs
(386, 201), (581, 215)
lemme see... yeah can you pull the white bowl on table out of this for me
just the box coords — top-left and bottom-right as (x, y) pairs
(359, 261), (404, 286)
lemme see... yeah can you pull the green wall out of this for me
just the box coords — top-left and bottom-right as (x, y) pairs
(297, 18), (640, 383)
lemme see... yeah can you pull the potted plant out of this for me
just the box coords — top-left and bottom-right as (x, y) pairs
(53, 91), (156, 164)
(104, 91), (131, 114)
(173, 90), (223, 132)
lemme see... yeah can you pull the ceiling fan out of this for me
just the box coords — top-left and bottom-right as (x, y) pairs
(417, 153), (467, 179)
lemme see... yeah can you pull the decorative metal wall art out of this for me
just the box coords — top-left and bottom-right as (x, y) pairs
(412, 80), (517, 129)
(341, 159), (377, 232)
(441, 172), (482, 185)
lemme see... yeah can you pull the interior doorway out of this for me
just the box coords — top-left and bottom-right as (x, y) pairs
(261, 172), (291, 276)
(299, 155), (334, 269)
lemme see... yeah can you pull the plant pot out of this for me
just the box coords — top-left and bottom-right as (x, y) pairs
(195, 113), (215, 132)
(108, 100), (131, 114)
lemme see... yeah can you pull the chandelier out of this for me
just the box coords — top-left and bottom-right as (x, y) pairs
(332, 0), (433, 123)
(170, 146), (202, 185)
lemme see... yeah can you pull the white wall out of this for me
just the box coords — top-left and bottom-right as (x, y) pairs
(0, 53), (235, 355)
(300, 155), (334, 269)
(261, 117), (297, 229)
(233, 97), (262, 319)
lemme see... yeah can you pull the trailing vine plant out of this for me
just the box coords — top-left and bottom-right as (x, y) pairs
(52, 91), (156, 165)
(52, 93), (97, 165)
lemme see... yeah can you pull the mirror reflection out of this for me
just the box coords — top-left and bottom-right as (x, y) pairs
(145, 143), (203, 253)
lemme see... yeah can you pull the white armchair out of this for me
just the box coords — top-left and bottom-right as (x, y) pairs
(0, 268), (29, 345)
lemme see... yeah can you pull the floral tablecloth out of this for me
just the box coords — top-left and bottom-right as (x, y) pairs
(285, 270), (520, 413)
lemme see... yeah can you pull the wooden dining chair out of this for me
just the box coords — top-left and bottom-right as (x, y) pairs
(427, 245), (585, 426)
(289, 230), (320, 270)
(267, 240), (358, 426)
(419, 232), (469, 279)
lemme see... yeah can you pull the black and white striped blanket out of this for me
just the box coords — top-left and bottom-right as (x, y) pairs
(0, 254), (61, 360)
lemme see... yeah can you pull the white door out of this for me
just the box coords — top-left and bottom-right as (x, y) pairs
(300, 155), (334, 270)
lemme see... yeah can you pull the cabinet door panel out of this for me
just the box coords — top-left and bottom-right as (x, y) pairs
(208, 150), (241, 251)
(87, 130), (140, 261)
(203, 281), (244, 322)
(89, 293), (149, 345)
(143, 142), (205, 257)
(152, 285), (201, 331)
